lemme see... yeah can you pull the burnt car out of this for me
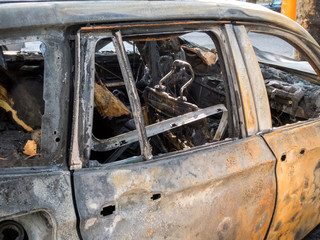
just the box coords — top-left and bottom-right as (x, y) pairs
(0, 0), (319, 239)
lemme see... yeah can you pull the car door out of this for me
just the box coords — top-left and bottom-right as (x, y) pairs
(71, 22), (277, 239)
(239, 24), (320, 239)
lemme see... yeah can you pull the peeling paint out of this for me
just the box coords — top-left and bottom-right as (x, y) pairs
(264, 121), (320, 239)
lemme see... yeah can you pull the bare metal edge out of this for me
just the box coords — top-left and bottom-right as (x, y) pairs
(92, 104), (227, 152)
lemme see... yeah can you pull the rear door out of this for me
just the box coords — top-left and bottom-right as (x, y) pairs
(71, 22), (277, 239)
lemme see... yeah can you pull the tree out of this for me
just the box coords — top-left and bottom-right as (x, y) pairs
(296, 0), (320, 44)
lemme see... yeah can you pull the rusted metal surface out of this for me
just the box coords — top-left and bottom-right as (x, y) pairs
(263, 120), (320, 239)
(0, 169), (78, 239)
(74, 136), (276, 239)
(71, 31), (114, 169)
(213, 109), (228, 141)
(233, 25), (272, 131)
(70, 31), (84, 170)
(217, 26), (242, 139)
(112, 30), (152, 161)
(225, 24), (259, 136)
(81, 21), (203, 32)
(71, 16), (320, 239)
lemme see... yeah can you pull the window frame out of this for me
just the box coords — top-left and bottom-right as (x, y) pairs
(0, 31), (71, 169)
(242, 23), (320, 130)
(70, 22), (243, 169)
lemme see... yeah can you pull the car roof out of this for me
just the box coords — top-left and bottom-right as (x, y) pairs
(0, 0), (317, 45)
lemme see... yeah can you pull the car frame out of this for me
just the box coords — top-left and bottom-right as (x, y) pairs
(0, 1), (319, 239)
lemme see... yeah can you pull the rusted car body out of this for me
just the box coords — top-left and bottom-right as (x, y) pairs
(0, 1), (319, 239)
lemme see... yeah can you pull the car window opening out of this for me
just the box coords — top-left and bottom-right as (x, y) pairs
(90, 31), (230, 164)
(248, 32), (320, 127)
(0, 42), (44, 163)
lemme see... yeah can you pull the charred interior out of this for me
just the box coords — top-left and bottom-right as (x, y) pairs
(90, 32), (230, 163)
(0, 43), (43, 164)
(89, 30), (320, 164)
(261, 63), (320, 126)
(249, 32), (320, 127)
(0, 31), (319, 166)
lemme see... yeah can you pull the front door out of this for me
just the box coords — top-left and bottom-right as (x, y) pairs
(71, 22), (277, 239)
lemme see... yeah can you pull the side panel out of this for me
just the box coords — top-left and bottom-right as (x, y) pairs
(264, 120), (320, 239)
(74, 136), (276, 240)
(0, 170), (78, 239)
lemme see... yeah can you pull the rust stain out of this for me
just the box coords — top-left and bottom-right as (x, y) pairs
(81, 21), (202, 32)
(253, 189), (275, 235)
(145, 229), (155, 238)
(265, 122), (320, 239)
(111, 170), (132, 191)
(244, 178), (264, 202)
(244, 141), (262, 164)
(129, 34), (182, 42)
(226, 155), (241, 171)
(235, 206), (255, 240)
(243, 92), (257, 134)
(81, 21), (232, 34)
(236, 187), (275, 240)
(107, 150), (275, 239)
